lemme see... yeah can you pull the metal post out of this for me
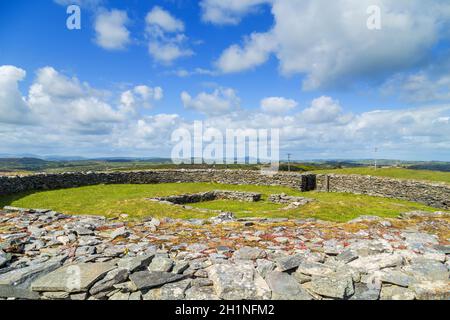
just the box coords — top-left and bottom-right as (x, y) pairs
(374, 148), (378, 170)
(287, 153), (291, 172)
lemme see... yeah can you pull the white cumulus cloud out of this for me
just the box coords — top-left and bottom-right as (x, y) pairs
(216, 0), (450, 90)
(146, 7), (193, 64)
(260, 97), (297, 113)
(200, 0), (271, 25)
(0, 65), (31, 124)
(181, 87), (240, 115)
(94, 9), (130, 50)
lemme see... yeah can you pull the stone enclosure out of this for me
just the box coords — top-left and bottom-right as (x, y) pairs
(0, 170), (449, 209)
(0, 170), (449, 300)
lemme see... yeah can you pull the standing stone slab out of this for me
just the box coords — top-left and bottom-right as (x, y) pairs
(266, 271), (313, 300)
(31, 262), (116, 293)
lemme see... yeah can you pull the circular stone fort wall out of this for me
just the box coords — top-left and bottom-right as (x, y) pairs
(0, 170), (448, 210)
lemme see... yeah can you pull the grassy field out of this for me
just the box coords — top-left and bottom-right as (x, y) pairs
(0, 183), (441, 222)
(313, 167), (450, 185)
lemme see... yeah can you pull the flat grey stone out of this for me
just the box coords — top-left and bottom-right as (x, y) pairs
(232, 246), (266, 260)
(0, 257), (64, 289)
(42, 291), (70, 299)
(275, 254), (304, 272)
(379, 270), (413, 287)
(380, 285), (415, 300)
(266, 271), (313, 300)
(143, 279), (191, 300)
(402, 232), (439, 248)
(350, 283), (380, 300)
(129, 291), (142, 300)
(207, 263), (271, 300)
(296, 262), (335, 276)
(172, 261), (189, 274)
(31, 262), (116, 293)
(402, 258), (449, 282)
(129, 271), (185, 291)
(348, 253), (403, 273)
(185, 286), (220, 300)
(191, 278), (213, 287)
(433, 245), (450, 254)
(148, 256), (174, 272)
(117, 254), (154, 272)
(411, 281), (450, 300)
(336, 249), (358, 264)
(113, 281), (138, 293)
(310, 273), (354, 299)
(0, 251), (11, 268)
(109, 291), (130, 300)
(256, 259), (275, 278)
(110, 227), (130, 240)
(0, 284), (40, 299)
(89, 268), (129, 295)
(74, 227), (94, 236)
(70, 292), (87, 300)
(348, 239), (393, 257)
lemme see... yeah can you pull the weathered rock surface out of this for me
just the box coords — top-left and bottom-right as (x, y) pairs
(309, 273), (354, 299)
(266, 271), (312, 300)
(0, 206), (449, 300)
(129, 271), (184, 291)
(207, 263), (271, 300)
(31, 262), (116, 293)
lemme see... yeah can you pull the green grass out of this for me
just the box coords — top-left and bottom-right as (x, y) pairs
(0, 183), (443, 222)
(313, 167), (450, 185)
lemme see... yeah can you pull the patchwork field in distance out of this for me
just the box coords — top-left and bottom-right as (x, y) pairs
(0, 183), (442, 222)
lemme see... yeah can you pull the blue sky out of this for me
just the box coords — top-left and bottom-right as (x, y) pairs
(0, 0), (450, 160)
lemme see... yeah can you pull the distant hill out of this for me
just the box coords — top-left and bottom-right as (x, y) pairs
(0, 158), (54, 171)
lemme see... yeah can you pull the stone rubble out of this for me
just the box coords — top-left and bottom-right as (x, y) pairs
(0, 207), (448, 300)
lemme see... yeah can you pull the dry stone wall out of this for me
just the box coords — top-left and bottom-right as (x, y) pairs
(0, 170), (449, 210)
(316, 174), (450, 210)
(0, 170), (315, 196)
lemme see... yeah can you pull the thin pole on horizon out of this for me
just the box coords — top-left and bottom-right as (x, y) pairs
(374, 148), (378, 170)
(287, 153), (292, 172)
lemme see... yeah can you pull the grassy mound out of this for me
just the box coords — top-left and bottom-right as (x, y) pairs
(0, 183), (443, 222)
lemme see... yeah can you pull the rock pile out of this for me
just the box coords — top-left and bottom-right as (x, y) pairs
(268, 194), (313, 209)
(0, 207), (448, 300)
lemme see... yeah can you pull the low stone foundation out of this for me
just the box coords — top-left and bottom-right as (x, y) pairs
(150, 190), (262, 205)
